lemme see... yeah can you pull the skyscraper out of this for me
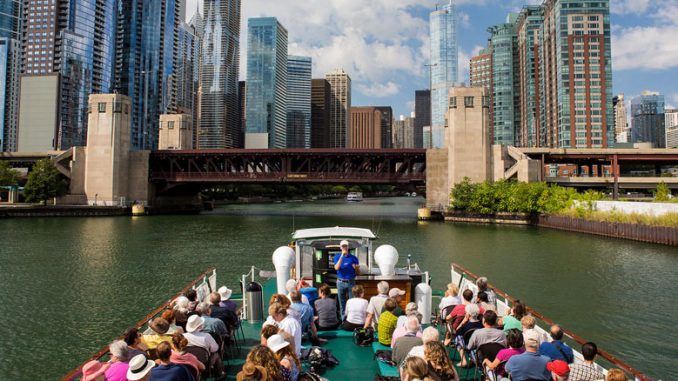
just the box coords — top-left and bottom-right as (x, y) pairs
(116, 0), (181, 150)
(631, 91), (665, 148)
(286, 56), (312, 148)
(349, 107), (393, 149)
(245, 17), (288, 149)
(326, 69), (352, 148)
(177, 22), (201, 146)
(613, 94), (629, 144)
(470, 47), (493, 141)
(666, 109), (678, 149)
(541, 0), (613, 148)
(199, 0), (242, 149)
(393, 113), (416, 149)
(414, 90), (430, 148)
(311, 79), (331, 148)
(19, 0), (118, 150)
(489, 14), (520, 146)
(516, 6), (544, 147)
(0, 0), (21, 40)
(0, 37), (20, 152)
(430, 1), (458, 148)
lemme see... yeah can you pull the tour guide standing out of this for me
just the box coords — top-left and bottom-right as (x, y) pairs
(334, 239), (360, 318)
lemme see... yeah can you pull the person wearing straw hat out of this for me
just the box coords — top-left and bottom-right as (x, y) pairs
(183, 315), (219, 354)
(218, 285), (238, 314)
(141, 318), (173, 350)
(333, 239), (360, 318)
(126, 354), (155, 381)
(266, 334), (301, 381)
(81, 360), (110, 381)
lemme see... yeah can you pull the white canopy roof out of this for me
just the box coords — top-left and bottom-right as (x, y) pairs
(292, 227), (376, 240)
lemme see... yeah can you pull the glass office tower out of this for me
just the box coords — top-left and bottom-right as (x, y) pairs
(489, 14), (520, 146)
(199, 0), (242, 149)
(631, 92), (666, 148)
(429, 1), (458, 148)
(245, 17), (288, 149)
(0, 0), (20, 40)
(286, 56), (312, 148)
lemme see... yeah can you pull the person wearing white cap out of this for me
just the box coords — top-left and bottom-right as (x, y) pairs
(267, 334), (301, 381)
(182, 315), (219, 354)
(333, 239), (360, 318)
(384, 288), (406, 317)
(126, 354), (155, 381)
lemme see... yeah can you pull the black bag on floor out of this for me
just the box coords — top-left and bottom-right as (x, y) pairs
(353, 327), (374, 346)
(303, 346), (340, 372)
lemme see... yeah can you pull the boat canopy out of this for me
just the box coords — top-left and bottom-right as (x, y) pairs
(292, 226), (376, 240)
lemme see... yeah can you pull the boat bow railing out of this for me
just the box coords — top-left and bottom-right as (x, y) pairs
(451, 263), (653, 381)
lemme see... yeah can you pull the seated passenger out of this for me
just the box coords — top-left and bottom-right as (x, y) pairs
(439, 283), (461, 311)
(265, 302), (302, 357)
(483, 328), (525, 379)
(392, 316), (424, 367)
(396, 302), (423, 329)
(245, 345), (290, 381)
(377, 298), (399, 346)
(105, 340), (130, 381)
(401, 356), (430, 381)
(475, 277), (497, 307)
(445, 289), (474, 327)
(183, 315), (219, 354)
(141, 318), (173, 351)
(81, 360), (109, 381)
(539, 325), (574, 363)
(476, 291), (496, 314)
(568, 342), (605, 381)
(209, 292), (238, 329)
(186, 289), (199, 314)
(285, 279), (310, 305)
(149, 341), (193, 381)
(505, 330), (551, 381)
(385, 288), (406, 317)
(217, 286), (239, 315)
(499, 300), (525, 333)
(341, 284), (368, 331)
(547, 360), (570, 381)
(520, 315), (548, 345)
(123, 328), (148, 359)
(290, 291), (325, 345)
(161, 309), (184, 335)
(169, 332), (205, 380)
(406, 326), (440, 360)
(314, 284), (339, 331)
(236, 362), (267, 381)
(466, 310), (507, 350)
(260, 325), (280, 346)
(268, 293), (301, 322)
(364, 281), (389, 329)
(605, 368), (628, 381)
(424, 341), (459, 381)
(267, 334), (301, 381)
(172, 296), (190, 331)
(195, 302), (229, 341)
(454, 304), (483, 368)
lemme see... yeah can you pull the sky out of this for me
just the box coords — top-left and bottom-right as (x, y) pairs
(186, 0), (678, 117)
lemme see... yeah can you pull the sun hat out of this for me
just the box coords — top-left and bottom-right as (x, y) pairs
(266, 334), (290, 353)
(149, 318), (170, 334)
(218, 286), (233, 301)
(81, 360), (110, 381)
(126, 354), (155, 381)
(339, 240), (350, 247)
(547, 360), (570, 377)
(186, 315), (205, 333)
(389, 288), (406, 298)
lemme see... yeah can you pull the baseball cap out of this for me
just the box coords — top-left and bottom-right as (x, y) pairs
(340, 240), (349, 247)
(389, 288), (406, 298)
(547, 360), (570, 377)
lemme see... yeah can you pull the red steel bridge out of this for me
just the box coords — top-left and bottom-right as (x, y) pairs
(148, 149), (427, 185)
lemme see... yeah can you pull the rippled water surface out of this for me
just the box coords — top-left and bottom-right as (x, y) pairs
(0, 198), (676, 380)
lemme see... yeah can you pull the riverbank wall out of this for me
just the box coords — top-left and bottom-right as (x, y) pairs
(444, 211), (533, 225)
(0, 205), (130, 218)
(537, 215), (678, 246)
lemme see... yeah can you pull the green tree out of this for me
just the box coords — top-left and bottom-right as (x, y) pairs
(23, 159), (68, 204)
(655, 182), (670, 202)
(0, 161), (20, 186)
(450, 177), (477, 211)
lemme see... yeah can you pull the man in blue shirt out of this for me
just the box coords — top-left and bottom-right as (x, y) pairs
(539, 325), (574, 363)
(506, 330), (551, 381)
(333, 239), (360, 318)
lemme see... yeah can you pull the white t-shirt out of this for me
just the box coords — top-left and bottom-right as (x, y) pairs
(264, 315), (302, 356)
(344, 297), (368, 324)
(439, 296), (461, 310)
(367, 294), (388, 321)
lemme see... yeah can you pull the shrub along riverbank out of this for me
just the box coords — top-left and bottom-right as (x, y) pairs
(449, 178), (678, 228)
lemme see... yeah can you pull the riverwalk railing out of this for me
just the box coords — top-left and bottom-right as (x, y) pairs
(61, 268), (217, 381)
(451, 263), (653, 381)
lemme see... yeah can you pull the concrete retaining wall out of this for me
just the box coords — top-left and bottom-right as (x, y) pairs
(593, 200), (678, 216)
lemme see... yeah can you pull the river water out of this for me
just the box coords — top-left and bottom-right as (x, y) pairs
(0, 197), (675, 380)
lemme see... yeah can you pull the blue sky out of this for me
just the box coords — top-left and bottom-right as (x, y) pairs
(187, 0), (678, 117)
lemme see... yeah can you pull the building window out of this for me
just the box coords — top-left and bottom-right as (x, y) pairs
(124, 104), (129, 114)
(180, 121), (188, 130)
(449, 97), (457, 109)
(464, 96), (474, 108)
(482, 96), (490, 108)
(113, 102), (122, 113)
(158, 121), (163, 130)
(168, 121), (174, 129)
(98, 102), (106, 113)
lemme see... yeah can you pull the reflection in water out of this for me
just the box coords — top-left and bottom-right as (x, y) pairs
(0, 198), (675, 380)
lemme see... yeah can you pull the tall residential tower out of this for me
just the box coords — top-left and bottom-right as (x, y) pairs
(430, 1), (458, 148)
(287, 56), (312, 148)
(326, 69), (352, 148)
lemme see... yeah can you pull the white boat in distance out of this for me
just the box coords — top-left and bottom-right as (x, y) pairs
(346, 191), (364, 202)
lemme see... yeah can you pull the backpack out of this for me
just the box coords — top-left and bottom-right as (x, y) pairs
(353, 327), (374, 346)
(304, 346), (340, 373)
(374, 350), (396, 367)
(299, 371), (328, 381)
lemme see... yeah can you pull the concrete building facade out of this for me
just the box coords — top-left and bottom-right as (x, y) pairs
(198, 0), (242, 149)
(311, 79), (331, 148)
(613, 94), (629, 144)
(159, 114), (193, 150)
(326, 69), (351, 148)
(430, 1), (458, 148)
(392, 113), (416, 149)
(348, 107), (392, 149)
(470, 47), (492, 137)
(17, 75), (59, 151)
(245, 17), (288, 149)
(84, 94), (132, 206)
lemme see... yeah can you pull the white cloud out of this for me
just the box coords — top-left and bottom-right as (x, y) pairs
(612, 26), (678, 70)
(672, 93), (678, 104)
(356, 82), (401, 98)
(459, 12), (471, 29)
(611, 0), (651, 15)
